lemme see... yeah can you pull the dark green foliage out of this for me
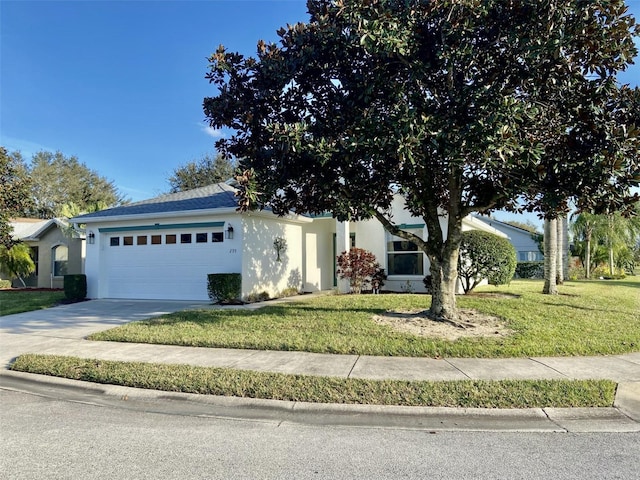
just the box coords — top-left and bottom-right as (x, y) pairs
(25, 150), (127, 219)
(64, 274), (87, 300)
(207, 273), (242, 304)
(515, 262), (545, 279)
(168, 153), (235, 193)
(204, 0), (640, 319)
(458, 231), (517, 293)
(0, 147), (33, 248)
(0, 243), (36, 287)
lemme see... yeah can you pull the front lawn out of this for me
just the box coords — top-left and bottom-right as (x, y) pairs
(88, 278), (640, 358)
(10, 354), (616, 408)
(0, 290), (66, 316)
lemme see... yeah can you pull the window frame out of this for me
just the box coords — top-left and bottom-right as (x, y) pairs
(386, 228), (425, 277)
(51, 244), (69, 277)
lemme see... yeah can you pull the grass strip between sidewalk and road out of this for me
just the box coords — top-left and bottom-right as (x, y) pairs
(10, 354), (616, 408)
(87, 279), (640, 358)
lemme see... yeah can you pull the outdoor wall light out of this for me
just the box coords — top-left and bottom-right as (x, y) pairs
(87, 231), (95, 244)
(226, 224), (234, 240)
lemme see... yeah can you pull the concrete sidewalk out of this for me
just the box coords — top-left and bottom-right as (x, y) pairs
(1, 298), (639, 431)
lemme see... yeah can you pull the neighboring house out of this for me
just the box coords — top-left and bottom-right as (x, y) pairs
(72, 183), (505, 301)
(4, 218), (85, 288)
(472, 215), (544, 262)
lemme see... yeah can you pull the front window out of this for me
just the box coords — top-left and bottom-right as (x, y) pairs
(518, 251), (544, 262)
(387, 230), (424, 276)
(52, 245), (68, 277)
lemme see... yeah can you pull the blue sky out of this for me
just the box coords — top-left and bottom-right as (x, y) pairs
(1, 0), (639, 229)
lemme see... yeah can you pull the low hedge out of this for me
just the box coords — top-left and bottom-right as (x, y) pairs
(515, 262), (544, 279)
(64, 274), (87, 300)
(207, 273), (242, 304)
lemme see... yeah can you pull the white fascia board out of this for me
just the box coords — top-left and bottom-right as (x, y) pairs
(464, 215), (508, 237)
(244, 209), (313, 224)
(72, 207), (312, 226)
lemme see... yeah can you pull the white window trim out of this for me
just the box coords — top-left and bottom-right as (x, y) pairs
(51, 243), (69, 278)
(386, 228), (426, 278)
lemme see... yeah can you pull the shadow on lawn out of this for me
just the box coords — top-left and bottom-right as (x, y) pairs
(148, 303), (389, 325)
(589, 279), (639, 289)
(540, 302), (633, 316)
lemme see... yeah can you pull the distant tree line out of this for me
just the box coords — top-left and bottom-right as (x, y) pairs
(0, 147), (128, 248)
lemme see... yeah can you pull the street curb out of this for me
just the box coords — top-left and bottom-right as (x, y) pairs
(2, 369), (638, 433)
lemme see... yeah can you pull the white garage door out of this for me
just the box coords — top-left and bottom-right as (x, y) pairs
(102, 224), (239, 300)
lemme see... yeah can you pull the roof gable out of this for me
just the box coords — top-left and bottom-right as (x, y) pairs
(10, 218), (70, 240)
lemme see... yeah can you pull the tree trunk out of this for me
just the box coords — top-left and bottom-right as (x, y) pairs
(585, 227), (592, 279)
(607, 215), (615, 276)
(562, 216), (569, 280)
(543, 218), (558, 295)
(556, 216), (564, 285)
(428, 251), (459, 321)
(609, 246), (615, 277)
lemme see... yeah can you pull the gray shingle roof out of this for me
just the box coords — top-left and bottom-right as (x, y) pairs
(72, 183), (239, 221)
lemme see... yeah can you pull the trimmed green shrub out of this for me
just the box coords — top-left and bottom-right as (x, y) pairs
(458, 231), (517, 293)
(515, 262), (544, 279)
(207, 273), (242, 304)
(0, 279), (11, 289)
(64, 274), (87, 300)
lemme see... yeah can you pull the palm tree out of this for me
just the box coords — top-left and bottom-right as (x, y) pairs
(543, 218), (558, 294)
(571, 212), (598, 278)
(0, 243), (35, 287)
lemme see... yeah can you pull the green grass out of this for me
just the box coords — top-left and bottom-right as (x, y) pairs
(10, 354), (616, 408)
(89, 278), (640, 358)
(0, 290), (66, 316)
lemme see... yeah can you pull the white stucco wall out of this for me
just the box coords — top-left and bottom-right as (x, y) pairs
(241, 213), (307, 298)
(300, 218), (335, 291)
(83, 213), (241, 300)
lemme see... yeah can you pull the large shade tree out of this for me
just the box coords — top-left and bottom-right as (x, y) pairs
(167, 152), (236, 193)
(26, 150), (127, 219)
(0, 147), (33, 249)
(204, 0), (640, 320)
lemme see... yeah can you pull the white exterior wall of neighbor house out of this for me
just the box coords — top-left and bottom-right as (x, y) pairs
(473, 216), (543, 262)
(241, 213), (307, 298)
(84, 213), (241, 301)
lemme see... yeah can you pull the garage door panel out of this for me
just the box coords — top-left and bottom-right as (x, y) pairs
(104, 232), (239, 300)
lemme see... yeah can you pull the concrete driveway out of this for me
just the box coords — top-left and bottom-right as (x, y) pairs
(0, 299), (210, 367)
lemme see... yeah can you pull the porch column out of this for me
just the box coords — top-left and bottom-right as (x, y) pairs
(336, 220), (351, 293)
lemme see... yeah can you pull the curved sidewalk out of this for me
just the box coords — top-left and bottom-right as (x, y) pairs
(1, 299), (639, 431)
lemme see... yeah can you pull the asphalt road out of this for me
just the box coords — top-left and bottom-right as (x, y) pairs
(1, 389), (638, 480)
